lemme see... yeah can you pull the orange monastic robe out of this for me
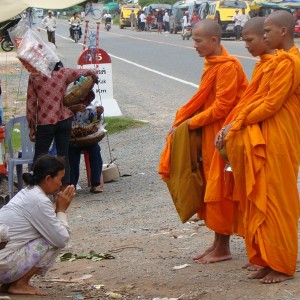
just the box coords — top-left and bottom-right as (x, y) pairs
(226, 46), (300, 275)
(205, 54), (275, 236)
(158, 46), (248, 226)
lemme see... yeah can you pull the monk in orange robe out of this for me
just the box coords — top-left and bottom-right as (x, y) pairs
(158, 19), (248, 263)
(206, 17), (274, 267)
(225, 10), (300, 283)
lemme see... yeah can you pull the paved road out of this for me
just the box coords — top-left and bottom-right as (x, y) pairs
(48, 20), (257, 90)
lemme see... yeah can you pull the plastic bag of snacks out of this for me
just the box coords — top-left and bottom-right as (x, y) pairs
(16, 28), (59, 77)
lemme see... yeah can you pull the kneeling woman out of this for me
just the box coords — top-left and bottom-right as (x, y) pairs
(0, 154), (75, 296)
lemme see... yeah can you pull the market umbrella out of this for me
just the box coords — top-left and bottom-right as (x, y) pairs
(0, 0), (85, 22)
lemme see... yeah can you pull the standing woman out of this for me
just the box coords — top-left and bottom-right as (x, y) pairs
(0, 155), (75, 296)
(26, 62), (98, 190)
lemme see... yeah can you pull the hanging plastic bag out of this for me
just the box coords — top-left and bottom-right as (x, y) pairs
(16, 28), (59, 77)
(8, 10), (40, 48)
(7, 16), (30, 48)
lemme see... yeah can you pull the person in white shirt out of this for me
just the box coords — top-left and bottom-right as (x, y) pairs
(42, 10), (57, 46)
(182, 11), (189, 29)
(103, 11), (112, 26)
(139, 11), (146, 31)
(163, 11), (170, 32)
(232, 9), (242, 40)
(240, 8), (251, 29)
(103, 12), (112, 20)
(0, 154), (75, 296)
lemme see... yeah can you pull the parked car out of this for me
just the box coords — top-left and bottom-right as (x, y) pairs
(206, 0), (250, 38)
(119, 3), (141, 29)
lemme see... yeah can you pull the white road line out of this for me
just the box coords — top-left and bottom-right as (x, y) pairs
(108, 54), (199, 88)
(55, 31), (199, 88)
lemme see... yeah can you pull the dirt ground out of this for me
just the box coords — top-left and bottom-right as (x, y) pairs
(1, 53), (300, 300)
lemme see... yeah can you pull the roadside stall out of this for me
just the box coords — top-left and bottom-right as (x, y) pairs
(249, 0), (291, 17)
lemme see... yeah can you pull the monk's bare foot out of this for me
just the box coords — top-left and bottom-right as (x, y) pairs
(242, 262), (252, 269)
(193, 244), (215, 261)
(0, 284), (10, 293)
(248, 267), (271, 279)
(242, 262), (262, 271)
(196, 249), (232, 264)
(260, 270), (294, 284)
(8, 283), (47, 296)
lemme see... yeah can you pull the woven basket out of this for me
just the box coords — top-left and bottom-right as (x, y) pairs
(70, 121), (105, 147)
(63, 76), (94, 107)
(71, 121), (100, 139)
(70, 130), (105, 147)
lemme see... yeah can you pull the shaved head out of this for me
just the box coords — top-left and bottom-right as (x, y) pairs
(243, 17), (266, 36)
(194, 19), (222, 42)
(242, 16), (273, 56)
(266, 10), (295, 36)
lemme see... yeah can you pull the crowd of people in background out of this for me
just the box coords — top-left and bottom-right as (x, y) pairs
(133, 8), (171, 33)
(130, 7), (249, 38)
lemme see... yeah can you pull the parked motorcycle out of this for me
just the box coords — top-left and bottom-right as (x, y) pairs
(105, 17), (112, 31)
(71, 24), (81, 43)
(0, 34), (14, 52)
(181, 24), (192, 40)
(0, 17), (20, 52)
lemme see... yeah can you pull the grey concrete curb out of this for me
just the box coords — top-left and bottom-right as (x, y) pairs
(0, 52), (18, 62)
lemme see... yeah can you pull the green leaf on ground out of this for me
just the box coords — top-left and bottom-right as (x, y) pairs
(58, 251), (115, 262)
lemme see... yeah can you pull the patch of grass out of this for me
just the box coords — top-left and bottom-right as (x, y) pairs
(112, 15), (120, 25)
(104, 116), (148, 134)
